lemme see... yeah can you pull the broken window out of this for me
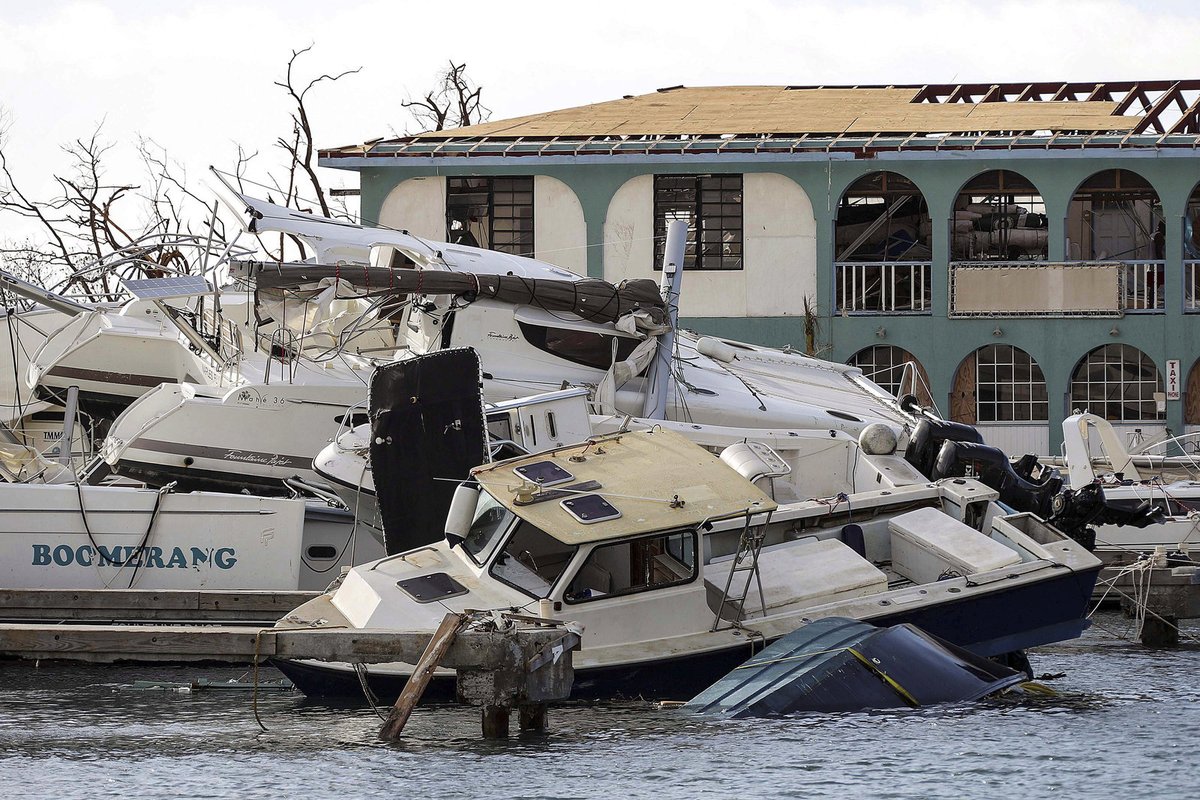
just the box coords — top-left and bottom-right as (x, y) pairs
(653, 174), (743, 270)
(446, 176), (534, 255)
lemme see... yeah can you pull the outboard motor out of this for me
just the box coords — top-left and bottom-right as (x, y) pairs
(904, 418), (984, 479)
(932, 440), (1063, 519)
(933, 440), (1164, 550)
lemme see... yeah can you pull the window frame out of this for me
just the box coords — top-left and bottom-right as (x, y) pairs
(975, 344), (1048, 423)
(653, 174), (743, 271)
(562, 529), (698, 606)
(446, 176), (535, 256)
(1070, 344), (1165, 422)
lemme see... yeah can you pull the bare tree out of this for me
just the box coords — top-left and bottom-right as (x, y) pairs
(402, 61), (491, 133)
(274, 45), (360, 219)
(0, 114), (231, 298)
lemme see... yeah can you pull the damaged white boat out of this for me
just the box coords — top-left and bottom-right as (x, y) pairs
(275, 426), (1102, 701)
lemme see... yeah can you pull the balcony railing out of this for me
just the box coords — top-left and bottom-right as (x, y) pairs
(835, 261), (931, 314)
(1121, 260), (1164, 312)
(1185, 260), (1200, 312)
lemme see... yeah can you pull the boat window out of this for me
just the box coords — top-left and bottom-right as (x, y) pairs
(462, 492), (515, 566)
(489, 521), (578, 599)
(564, 530), (697, 604)
(517, 321), (640, 371)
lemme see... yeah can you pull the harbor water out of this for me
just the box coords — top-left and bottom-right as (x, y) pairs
(0, 611), (1196, 799)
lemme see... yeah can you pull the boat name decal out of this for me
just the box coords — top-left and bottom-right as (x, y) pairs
(32, 544), (237, 569)
(222, 449), (297, 466)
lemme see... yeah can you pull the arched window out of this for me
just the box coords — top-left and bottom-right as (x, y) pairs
(952, 170), (1047, 261)
(1070, 344), (1164, 422)
(975, 345), (1048, 423)
(847, 345), (932, 407)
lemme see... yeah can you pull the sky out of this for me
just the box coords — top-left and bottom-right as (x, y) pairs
(1, 0), (1198, 239)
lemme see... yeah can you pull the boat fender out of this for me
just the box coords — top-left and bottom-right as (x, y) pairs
(858, 423), (898, 456)
(696, 337), (737, 364)
(444, 481), (482, 547)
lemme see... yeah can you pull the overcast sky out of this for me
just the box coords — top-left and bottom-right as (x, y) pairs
(2, 0), (1198, 236)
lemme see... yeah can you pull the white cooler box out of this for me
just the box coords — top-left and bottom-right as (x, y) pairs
(888, 506), (1020, 584)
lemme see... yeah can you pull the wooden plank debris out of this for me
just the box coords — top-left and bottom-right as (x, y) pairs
(379, 612), (469, 740)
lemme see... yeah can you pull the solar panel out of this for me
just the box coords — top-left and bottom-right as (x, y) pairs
(122, 275), (213, 301)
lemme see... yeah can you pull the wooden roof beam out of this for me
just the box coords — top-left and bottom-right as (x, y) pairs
(1133, 82), (1183, 134)
(1167, 92), (1200, 135)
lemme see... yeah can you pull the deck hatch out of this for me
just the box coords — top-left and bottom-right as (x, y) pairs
(561, 494), (622, 524)
(513, 460), (574, 487)
(396, 572), (469, 603)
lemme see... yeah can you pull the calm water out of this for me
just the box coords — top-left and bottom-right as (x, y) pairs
(0, 612), (1197, 800)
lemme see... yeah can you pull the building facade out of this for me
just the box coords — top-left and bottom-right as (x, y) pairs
(321, 82), (1200, 455)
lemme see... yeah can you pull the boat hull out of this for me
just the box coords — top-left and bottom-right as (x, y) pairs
(272, 561), (1100, 702)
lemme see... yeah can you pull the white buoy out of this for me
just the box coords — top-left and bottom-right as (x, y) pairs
(858, 423), (898, 455)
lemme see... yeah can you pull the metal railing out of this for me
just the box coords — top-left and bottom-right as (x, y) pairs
(1120, 260), (1164, 312)
(834, 261), (931, 314)
(1185, 260), (1200, 312)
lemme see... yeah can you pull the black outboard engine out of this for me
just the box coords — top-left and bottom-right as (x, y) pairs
(932, 440), (1063, 519)
(904, 418), (984, 479)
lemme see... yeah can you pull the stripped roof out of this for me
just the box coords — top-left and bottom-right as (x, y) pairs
(321, 81), (1200, 160)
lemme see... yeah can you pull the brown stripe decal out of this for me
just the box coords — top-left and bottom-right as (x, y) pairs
(128, 437), (312, 469)
(46, 366), (174, 388)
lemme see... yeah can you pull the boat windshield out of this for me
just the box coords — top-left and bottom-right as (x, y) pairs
(462, 492), (515, 566)
(490, 521), (578, 599)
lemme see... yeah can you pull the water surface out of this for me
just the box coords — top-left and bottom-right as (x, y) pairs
(1, 612), (1196, 799)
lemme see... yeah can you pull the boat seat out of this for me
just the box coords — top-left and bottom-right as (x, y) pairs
(887, 507), (1021, 584)
(705, 538), (888, 620)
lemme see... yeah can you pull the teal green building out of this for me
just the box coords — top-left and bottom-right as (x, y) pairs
(321, 82), (1200, 456)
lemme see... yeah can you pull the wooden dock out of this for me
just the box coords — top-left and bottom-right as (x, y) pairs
(0, 588), (318, 624)
(0, 610), (580, 739)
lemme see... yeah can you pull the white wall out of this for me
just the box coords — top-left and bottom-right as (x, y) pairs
(977, 424), (1051, 457)
(378, 177), (447, 240)
(533, 176), (587, 275)
(602, 172), (816, 317)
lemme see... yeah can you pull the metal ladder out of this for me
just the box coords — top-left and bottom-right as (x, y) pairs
(711, 507), (774, 631)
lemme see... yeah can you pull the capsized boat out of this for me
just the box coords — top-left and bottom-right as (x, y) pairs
(684, 616), (1026, 716)
(273, 426), (1101, 702)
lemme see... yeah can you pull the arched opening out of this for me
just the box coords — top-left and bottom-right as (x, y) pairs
(1067, 169), (1164, 311)
(951, 170), (1047, 262)
(834, 172), (931, 314)
(1185, 182), (1200, 310)
(846, 345), (933, 408)
(1070, 344), (1164, 422)
(1067, 169), (1163, 261)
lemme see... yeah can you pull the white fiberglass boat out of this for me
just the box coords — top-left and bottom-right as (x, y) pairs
(274, 427), (1102, 701)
